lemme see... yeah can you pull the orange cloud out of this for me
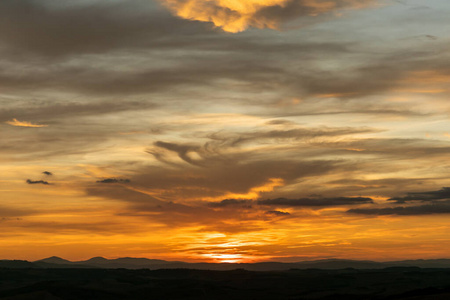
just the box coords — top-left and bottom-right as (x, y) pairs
(5, 118), (48, 128)
(159, 0), (375, 32)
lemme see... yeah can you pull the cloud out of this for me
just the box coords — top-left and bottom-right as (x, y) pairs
(0, 206), (35, 218)
(153, 141), (203, 166)
(208, 199), (253, 208)
(160, 0), (376, 32)
(0, 101), (157, 125)
(208, 196), (373, 209)
(26, 179), (49, 185)
(265, 210), (290, 216)
(5, 118), (47, 128)
(0, 0), (209, 58)
(128, 158), (342, 201)
(150, 125), (378, 166)
(42, 171), (53, 176)
(258, 196), (373, 207)
(389, 187), (450, 203)
(348, 201), (450, 216)
(206, 126), (380, 147)
(96, 178), (131, 184)
(347, 187), (450, 216)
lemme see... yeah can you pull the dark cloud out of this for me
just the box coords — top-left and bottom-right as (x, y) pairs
(0, 206), (35, 218)
(258, 197), (373, 207)
(87, 184), (261, 232)
(127, 159), (342, 200)
(348, 201), (450, 216)
(42, 171), (52, 176)
(308, 138), (450, 161)
(26, 179), (49, 185)
(265, 210), (290, 216)
(151, 125), (377, 166)
(0, 124), (118, 161)
(208, 196), (373, 209)
(0, 100), (157, 124)
(0, 0), (209, 58)
(87, 185), (163, 206)
(389, 187), (450, 203)
(97, 178), (131, 184)
(206, 126), (380, 147)
(255, 0), (375, 26)
(208, 199), (253, 208)
(153, 141), (202, 166)
(324, 177), (435, 200)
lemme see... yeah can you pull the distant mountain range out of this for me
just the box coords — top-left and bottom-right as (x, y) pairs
(1, 257), (450, 271)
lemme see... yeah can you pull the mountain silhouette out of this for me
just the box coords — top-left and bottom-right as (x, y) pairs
(37, 256), (73, 264)
(23, 257), (450, 271)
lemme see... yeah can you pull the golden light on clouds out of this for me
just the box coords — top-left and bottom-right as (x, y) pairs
(159, 0), (374, 32)
(208, 178), (284, 201)
(161, 0), (289, 32)
(5, 118), (48, 128)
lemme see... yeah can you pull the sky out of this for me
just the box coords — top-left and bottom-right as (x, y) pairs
(1, 0), (450, 263)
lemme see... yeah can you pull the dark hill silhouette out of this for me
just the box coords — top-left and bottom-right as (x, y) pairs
(24, 257), (450, 271)
(37, 256), (72, 264)
(0, 260), (35, 269)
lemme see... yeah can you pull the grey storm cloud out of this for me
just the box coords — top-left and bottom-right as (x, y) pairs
(389, 187), (450, 203)
(348, 201), (450, 216)
(26, 179), (49, 185)
(258, 197), (374, 207)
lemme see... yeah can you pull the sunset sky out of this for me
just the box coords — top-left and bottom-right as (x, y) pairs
(1, 0), (450, 263)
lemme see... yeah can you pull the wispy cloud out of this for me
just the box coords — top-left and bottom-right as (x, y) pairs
(348, 201), (450, 216)
(389, 187), (450, 203)
(258, 197), (374, 207)
(5, 118), (47, 128)
(97, 178), (131, 184)
(265, 210), (291, 216)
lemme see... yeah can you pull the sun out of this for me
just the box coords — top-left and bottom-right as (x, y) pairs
(201, 253), (246, 263)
